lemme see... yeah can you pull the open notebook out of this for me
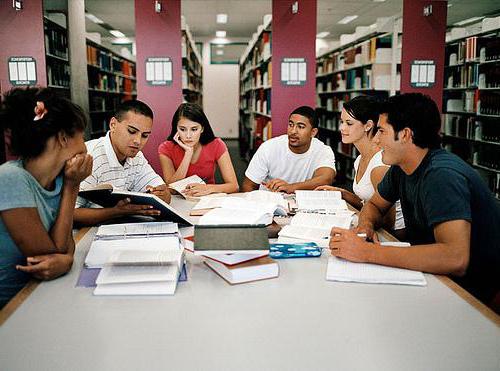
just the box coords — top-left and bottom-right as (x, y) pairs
(295, 190), (348, 212)
(191, 190), (288, 217)
(326, 256), (427, 286)
(277, 212), (354, 247)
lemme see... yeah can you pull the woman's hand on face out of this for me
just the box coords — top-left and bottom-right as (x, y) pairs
(64, 154), (93, 187)
(173, 132), (193, 153)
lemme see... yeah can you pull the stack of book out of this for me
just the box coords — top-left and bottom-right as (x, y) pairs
(84, 222), (185, 295)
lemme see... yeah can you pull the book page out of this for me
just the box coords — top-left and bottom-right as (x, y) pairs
(278, 224), (331, 241)
(108, 247), (181, 265)
(245, 190), (288, 209)
(168, 175), (205, 194)
(295, 190), (347, 211)
(85, 236), (180, 268)
(93, 280), (178, 295)
(96, 222), (178, 237)
(192, 196), (230, 210)
(290, 212), (353, 230)
(326, 257), (427, 286)
(198, 207), (272, 225)
(96, 264), (179, 285)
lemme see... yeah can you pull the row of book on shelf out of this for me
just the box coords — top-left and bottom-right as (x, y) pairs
(448, 36), (500, 65)
(316, 35), (395, 75)
(240, 31), (271, 74)
(445, 91), (500, 115)
(86, 44), (135, 76)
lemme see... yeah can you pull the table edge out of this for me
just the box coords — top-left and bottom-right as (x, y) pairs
(0, 227), (91, 326)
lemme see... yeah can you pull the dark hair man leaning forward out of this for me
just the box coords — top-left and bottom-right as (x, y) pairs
(74, 100), (171, 225)
(330, 93), (500, 305)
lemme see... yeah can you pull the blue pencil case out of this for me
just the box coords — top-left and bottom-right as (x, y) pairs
(269, 242), (322, 259)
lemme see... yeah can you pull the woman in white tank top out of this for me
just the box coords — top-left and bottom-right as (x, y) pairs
(316, 96), (405, 231)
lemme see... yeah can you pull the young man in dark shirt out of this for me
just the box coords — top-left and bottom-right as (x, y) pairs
(330, 93), (500, 305)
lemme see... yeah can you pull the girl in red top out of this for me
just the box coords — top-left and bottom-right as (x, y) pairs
(158, 103), (239, 197)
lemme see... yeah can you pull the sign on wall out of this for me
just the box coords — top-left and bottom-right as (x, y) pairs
(145, 57), (172, 85)
(410, 60), (436, 88)
(281, 57), (307, 86)
(8, 57), (37, 86)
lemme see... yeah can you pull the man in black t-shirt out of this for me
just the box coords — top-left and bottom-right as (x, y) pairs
(330, 93), (500, 304)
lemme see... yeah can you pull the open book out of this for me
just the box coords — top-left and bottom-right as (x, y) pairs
(92, 231), (185, 296)
(78, 184), (192, 225)
(168, 175), (205, 194)
(191, 190), (288, 219)
(277, 212), (354, 246)
(294, 190), (348, 212)
(85, 235), (181, 268)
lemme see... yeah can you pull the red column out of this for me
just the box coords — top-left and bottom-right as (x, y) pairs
(400, 0), (447, 110)
(271, 0), (317, 136)
(0, 0), (46, 162)
(134, 0), (182, 174)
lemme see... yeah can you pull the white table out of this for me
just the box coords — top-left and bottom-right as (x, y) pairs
(1, 196), (499, 371)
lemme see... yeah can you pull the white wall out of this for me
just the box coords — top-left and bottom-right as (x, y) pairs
(201, 38), (247, 139)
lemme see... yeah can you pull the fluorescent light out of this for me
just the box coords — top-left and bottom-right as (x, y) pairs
(112, 37), (132, 44)
(338, 15), (358, 25)
(216, 14), (228, 24)
(454, 16), (484, 26)
(110, 30), (125, 38)
(216, 50), (224, 56)
(213, 38), (229, 44)
(447, 3), (453, 7)
(85, 13), (104, 24)
(373, 0), (386, 2)
(216, 30), (226, 38)
(316, 31), (330, 38)
(216, 44), (224, 48)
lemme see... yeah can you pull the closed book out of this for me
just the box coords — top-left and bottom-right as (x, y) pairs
(205, 256), (279, 284)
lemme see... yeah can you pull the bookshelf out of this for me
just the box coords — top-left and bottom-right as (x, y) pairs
(86, 40), (137, 139)
(315, 19), (402, 183)
(239, 16), (272, 161)
(442, 24), (500, 200)
(44, 17), (71, 96)
(181, 25), (203, 107)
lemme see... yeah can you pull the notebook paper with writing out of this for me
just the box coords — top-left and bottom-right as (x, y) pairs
(326, 257), (427, 286)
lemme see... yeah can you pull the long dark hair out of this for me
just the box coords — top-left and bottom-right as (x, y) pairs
(0, 87), (87, 159)
(167, 103), (216, 145)
(342, 95), (380, 137)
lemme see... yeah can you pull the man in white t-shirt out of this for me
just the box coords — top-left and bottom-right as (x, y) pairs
(74, 100), (171, 225)
(242, 106), (336, 193)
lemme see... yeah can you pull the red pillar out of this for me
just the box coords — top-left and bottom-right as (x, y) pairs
(400, 0), (447, 110)
(271, 0), (317, 136)
(134, 0), (182, 174)
(0, 0), (46, 162)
